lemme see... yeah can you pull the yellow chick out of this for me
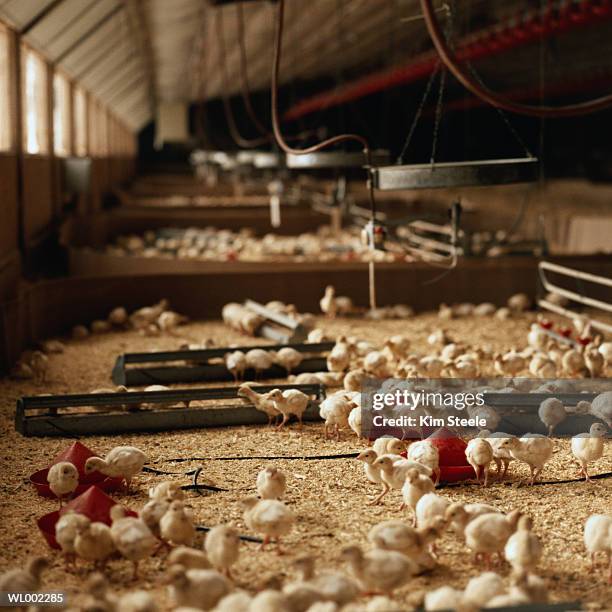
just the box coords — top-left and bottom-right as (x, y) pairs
(168, 546), (211, 570)
(55, 511), (90, 566)
(74, 521), (116, 570)
(256, 467), (287, 500)
(240, 496), (295, 553)
(47, 461), (79, 507)
(164, 565), (230, 610)
(204, 525), (240, 578)
(160, 500), (195, 547)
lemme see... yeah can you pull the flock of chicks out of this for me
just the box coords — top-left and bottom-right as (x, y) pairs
(3, 286), (612, 611)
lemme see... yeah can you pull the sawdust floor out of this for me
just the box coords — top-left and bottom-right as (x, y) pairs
(0, 312), (611, 610)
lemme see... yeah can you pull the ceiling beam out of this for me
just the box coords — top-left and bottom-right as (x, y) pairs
(20, 0), (68, 35)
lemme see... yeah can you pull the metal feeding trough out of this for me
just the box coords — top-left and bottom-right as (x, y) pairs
(112, 341), (334, 386)
(372, 157), (539, 191)
(15, 384), (326, 437)
(286, 149), (390, 169)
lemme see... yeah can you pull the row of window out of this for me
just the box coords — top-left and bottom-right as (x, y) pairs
(0, 21), (134, 157)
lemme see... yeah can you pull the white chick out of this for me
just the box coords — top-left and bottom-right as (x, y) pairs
(84, 446), (147, 493)
(237, 383), (280, 426)
(444, 502), (501, 539)
(561, 347), (585, 376)
(274, 347), (303, 374)
(241, 496), (295, 552)
(74, 521), (116, 570)
(340, 545), (417, 596)
(415, 493), (451, 527)
(214, 591), (252, 612)
(372, 456), (432, 505)
(157, 311), (187, 333)
(504, 515), (542, 575)
(326, 337), (352, 372)
(245, 349), (274, 377)
(225, 351), (246, 382)
(319, 393), (355, 440)
(407, 440), (440, 485)
(383, 336), (410, 362)
(599, 341), (612, 366)
(117, 590), (158, 612)
(29, 350), (49, 383)
(424, 586), (464, 611)
(55, 511), (90, 565)
(474, 302), (496, 316)
(109, 505), (158, 579)
(368, 518), (446, 562)
(268, 388), (309, 430)
(165, 565), (230, 610)
(256, 466), (287, 500)
(401, 468), (435, 523)
(464, 510), (523, 569)
(508, 293), (530, 312)
(583, 514), (611, 582)
(348, 405), (362, 440)
(292, 556), (359, 607)
(372, 436), (405, 456)
(467, 403), (500, 431)
(356, 450), (401, 492)
(320, 285), (337, 318)
(204, 525), (240, 578)
(0, 557), (49, 595)
(81, 571), (118, 612)
(577, 391), (612, 428)
(463, 572), (505, 608)
(584, 346), (605, 378)
(160, 500), (195, 547)
(363, 351), (389, 378)
(140, 497), (170, 538)
(307, 329), (329, 343)
(250, 591), (291, 612)
(149, 481), (184, 502)
(168, 546), (211, 570)
(479, 431), (515, 479)
(571, 422), (608, 481)
(465, 437), (494, 486)
(47, 461), (79, 507)
(538, 397), (567, 436)
(417, 356), (445, 377)
(108, 306), (128, 326)
(499, 435), (553, 484)
(344, 369), (366, 392)
(494, 350), (526, 376)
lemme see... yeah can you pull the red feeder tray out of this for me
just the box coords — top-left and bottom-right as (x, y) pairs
(427, 426), (476, 483)
(38, 485), (136, 549)
(30, 441), (123, 499)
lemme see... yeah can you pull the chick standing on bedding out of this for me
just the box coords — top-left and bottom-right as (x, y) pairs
(237, 383), (280, 426)
(74, 520), (116, 570)
(319, 392), (356, 440)
(257, 466), (287, 500)
(583, 514), (611, 582)
(465, 437), (494, 486)
(407, 440), (441, 485)
(538, 397), (567, 436)
(85, 446), (147, 493)
(225, 350), (246, 382)
(340, 544), (418, 596)
(55, 511), (90, 566)
(109, 505), (158, 579)
(372, 436), (405, 456)
(464, 510), (523, 569)
(292, 555), (359, 607)
(504, 515), (543, 576)
(149, 481), (184, 502)
(274, 347), (303, 375)
(160, 500), (195, 547)
(0, 557), (49, 599)
(498, 434), (553, 484)
(326, 337), (352, 372)
(478, 430), (515, 479)
(356, 450), (401, 495)
(268, 388), (310, 431)
(240, 496), (295, 553)
(372, 455), (433, 506)
(401, 468), (435, 523)
(204, 525), (240, 578)
(444, 502), (501, 539)
(245, 348), (275, 378)
(164, 565), (230, 610)
(116, 590), (158, 612)
(571, 422), (608, 481)
(47, 461), (79, 507)
(168, 546), (211, 570)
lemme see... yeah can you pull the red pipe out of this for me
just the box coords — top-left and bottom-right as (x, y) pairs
(283, 0), (612, 121)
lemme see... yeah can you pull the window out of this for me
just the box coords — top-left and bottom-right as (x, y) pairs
(53, 72), (71, 156)
(73, 86), (87, 156)
(0, 23), (12, 152)
(22, 46), (48, 154)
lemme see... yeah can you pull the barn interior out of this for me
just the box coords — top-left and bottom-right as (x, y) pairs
(0, 1), (611, 611)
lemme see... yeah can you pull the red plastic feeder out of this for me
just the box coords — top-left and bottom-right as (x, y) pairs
(427, 426), (476, 483)
(37, 485), (136, 549)
(30, 441), (123, 499)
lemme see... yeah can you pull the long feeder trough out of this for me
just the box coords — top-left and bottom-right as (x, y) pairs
(15, 384), (326, 438)
(111, 341), (335, 386)
(244, 299), (309, 343)
(372, 157), (539, 190)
